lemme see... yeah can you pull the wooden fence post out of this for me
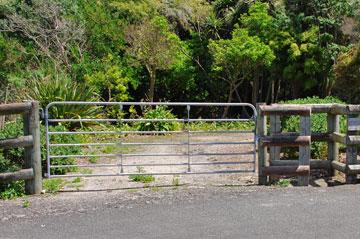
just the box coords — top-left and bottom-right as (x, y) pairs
(269, 114), (281, 183)
(346, 115), (358, 184)
(257, 103), (268, 185)
(23, 101), (42, 194)
(298, 113), (311, 186)
(327, 114), (339, 177)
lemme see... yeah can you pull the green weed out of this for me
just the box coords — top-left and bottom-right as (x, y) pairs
(72, 177), (81, 183)
(130, 175), (155, 183)
(22, 199), (30, 208)
(172, 176), (180, 186)
(88, 156), (99, 164)
(275, 179), (291, 187)
(129, 166), (155, 183)
(43, 178), (65, 193)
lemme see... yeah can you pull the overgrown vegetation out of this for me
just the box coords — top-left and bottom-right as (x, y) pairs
(43, 178), (65, 193)
(281, 96), (347, 159)
(137, 106), (180, 132)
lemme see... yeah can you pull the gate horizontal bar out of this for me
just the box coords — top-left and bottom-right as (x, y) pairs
(47, 130), (254, 135)
(47, 101), (257, 108)
(49, 141), (254, 147)
(48, 118), (186, 123)
(48, 118), (252, 123)
(49, 152), (254, 159)
(50, 160), (256, 168)
(49, 169), (256, 178)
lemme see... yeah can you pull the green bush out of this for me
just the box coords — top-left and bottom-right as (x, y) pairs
(280, 96), (346, 159)
(0, 153), (25, 199)
(0, 181), (25, 200)
(137, 106), (180, 132)
(0, 119), (82, 176)
(0, 119), (84, 199)
(0, 120), (24, 166)
(0, 121), (26, 199)
(27, 76), (101, 129)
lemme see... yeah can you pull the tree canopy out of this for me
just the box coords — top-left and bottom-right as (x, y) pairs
(0, 0), (358, 105)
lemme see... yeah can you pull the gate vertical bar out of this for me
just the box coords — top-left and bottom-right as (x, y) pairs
(119, 104), (124, 173)
(187, 105), (191, 172)
(45, 104), (50, 178)
(252, 111), (257, 172)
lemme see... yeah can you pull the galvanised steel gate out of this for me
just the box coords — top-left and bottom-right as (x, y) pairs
(45, 102), (257, 178)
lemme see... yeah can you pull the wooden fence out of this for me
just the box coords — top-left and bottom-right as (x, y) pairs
(0, 102), (42, 195)
(257, 103), (360, 186)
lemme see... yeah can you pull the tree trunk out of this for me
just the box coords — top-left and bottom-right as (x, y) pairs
(146, 65), (156, 102)
(222, 84), (234, 118)
(252, 71), (259, 106)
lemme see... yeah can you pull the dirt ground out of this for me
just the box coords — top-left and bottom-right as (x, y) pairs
(60, 132), (257, 191)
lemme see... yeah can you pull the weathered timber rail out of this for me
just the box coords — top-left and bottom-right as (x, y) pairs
(0, 102), (41, 194)
(257, 103), (360, 186)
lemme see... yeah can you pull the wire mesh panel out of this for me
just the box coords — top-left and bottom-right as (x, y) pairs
(45, 102), (257, 178)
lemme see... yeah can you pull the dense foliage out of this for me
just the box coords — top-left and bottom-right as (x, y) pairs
(281, 96), (346, 159)
(0, 0), (358, 106)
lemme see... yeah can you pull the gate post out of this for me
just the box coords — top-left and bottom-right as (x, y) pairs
(23, 101), (42, 194)
(257, 103), (268, 185)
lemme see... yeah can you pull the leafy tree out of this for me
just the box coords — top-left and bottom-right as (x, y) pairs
(209, 27), (275, 115)
(283, 0), (357, 97)
(84, 54), (137, 102)
(126, 16), (183, 101)
(110, 0), (160, 24)
(334, 41), (360, 102)
(77, 0), (126, 56)
(1, 0), (85, 68)
(160, 0), (213, 38)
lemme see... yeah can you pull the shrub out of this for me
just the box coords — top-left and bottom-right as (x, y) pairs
(137, 106), (180, 132)
(0, 120), (24, 166)
(0, 153), (25, 199)
(0, 119), (84, 199)
(0, 181), (25, 200)
(280, 96), (346, 159)
(27, 75), (101, 129)
(0, 119), (82, 176)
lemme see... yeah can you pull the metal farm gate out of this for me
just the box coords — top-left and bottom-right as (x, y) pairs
(45, 102), (257, 178)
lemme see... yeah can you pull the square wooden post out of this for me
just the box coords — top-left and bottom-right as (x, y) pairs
(269, 114), (281, 183)
(298, 113), (311, 186)
(346, 115), (358, 184)
(257, 103), (268, 185)
(327, 114), (339, 177)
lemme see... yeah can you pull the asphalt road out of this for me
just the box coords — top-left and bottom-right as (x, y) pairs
(2, 185), (360, 239)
